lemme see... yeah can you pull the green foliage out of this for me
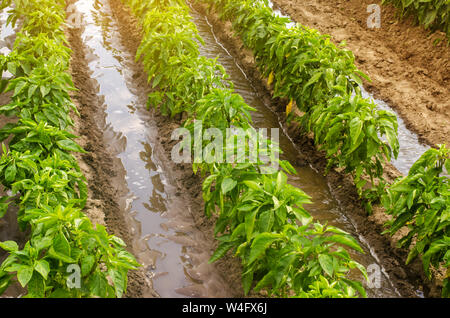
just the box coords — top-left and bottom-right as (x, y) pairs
(205, 167), (368, 296)
(307, 94), (399, 201)
(0, 0), (139, 298)
(382, 145), (449, 296)
(200, 0), (400, 204)
(123, 0), (368, 298)
(382, 0), (450, 39)
(3, 0), (66, 37)
(203, 0), (450, 298)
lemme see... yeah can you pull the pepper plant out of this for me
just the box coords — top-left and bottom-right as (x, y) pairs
(382, 145), (449, 297)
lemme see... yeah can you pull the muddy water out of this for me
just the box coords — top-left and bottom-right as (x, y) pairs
(73, 0), (235, 298)
(188, 5), (408, 298)
(267, 0), (429, 175)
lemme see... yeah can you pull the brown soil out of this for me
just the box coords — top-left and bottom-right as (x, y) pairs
(271, 0), (450, 148)
(191, 2), (444, 297)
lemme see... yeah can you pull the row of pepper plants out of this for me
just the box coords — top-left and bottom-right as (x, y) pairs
(123, 0), (370, 297)
(199, 0), (449, 297)
(382, 0), (450, 40)
(0, 0), (139, 298)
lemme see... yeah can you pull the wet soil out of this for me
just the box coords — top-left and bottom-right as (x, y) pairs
(271, 0), (449, 148)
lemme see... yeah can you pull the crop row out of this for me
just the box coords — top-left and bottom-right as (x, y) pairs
(199, 0), (449, 297)
(382, 0), (450, 39)
(199, 0), (400, 210)
(123, 0), (370, 297)
(0, 0), (139, 298)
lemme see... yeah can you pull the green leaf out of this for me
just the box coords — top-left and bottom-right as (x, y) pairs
(303, 72), (322, 92)
(325, 235), (364, 253)
(406, 189), (416, 209)
(27, 84), (38, 99)
(0, 274), (12, 295)
(49, 232), (75, 263)
(34, 260), (50, 280)
(275, 171), (287, 193)
(254, 271), (274, 292)
(49, 288), (72, 298)
(221, 177), (237, 194)
(109, 268), (126, 298)
(81, 255), (96, 276)
(111, 236), (126, 247)
(318, 254), (334, 277)
(54, 233), (71, 257)
(27, 272), (45, 298)
(242, 269), (254, 295)
(13, 80), (27, 97)
(292, 207), (312, 225)
(0, 241), (18, 252)
(17, 266), (33, 287)
(5, 164), (17, 183)
(209, 242), (234, 264)
(248, 233), (281, 264)
(243, 180), (261, 191)
(88, 272), (109, 298)
(40, 85), (51, 98)
(7, 62), (16, 76)
(34, 236), (53, 253)
(152, 74), (163, 88)
(245, 209), (258, 241)
(56, 139), (86, 153)
(230, 223), (246, 241)
(422, 239), (449, 277)
(349, 117), (363, 148)
(48, 248), (75, 263)
(258, 210), (274, 233)
(342, 278), (367, 298)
